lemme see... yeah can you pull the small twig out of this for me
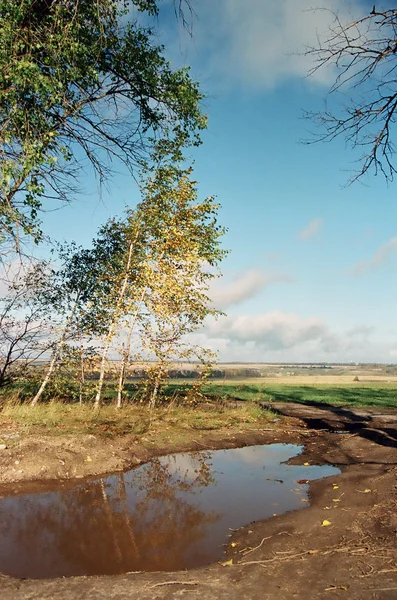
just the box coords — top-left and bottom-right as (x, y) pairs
(241, 550), (314, 566)
(240, 536), (272, 556)
(378, 568), (397, 573)
(324, 585), (349, 592)
(240, 531), (292, 557)
(149, 580), (201, 589)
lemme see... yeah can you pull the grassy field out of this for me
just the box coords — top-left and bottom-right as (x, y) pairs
(198, 380), (397, 408)
(1, 374), (396, 441)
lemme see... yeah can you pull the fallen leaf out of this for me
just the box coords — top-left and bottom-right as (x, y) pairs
(303, 462), (310, 466)
(332, 484), (339, 489)
(332, 499), (340, 503)
(321, 520), (332, 527)
(297, 479), (309, 485)
(231, 542), (237, 548)
(221, 559), (233, 567)
(86, 456), (92, 462)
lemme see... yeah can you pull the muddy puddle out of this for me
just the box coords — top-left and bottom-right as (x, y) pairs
(0, 444), (340, 579)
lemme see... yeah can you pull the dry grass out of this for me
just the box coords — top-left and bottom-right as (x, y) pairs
(0, 397), (272, 439)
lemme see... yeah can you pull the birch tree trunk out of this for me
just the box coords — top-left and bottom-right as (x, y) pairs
(149, 378), (160, 409)
(116, 342), (128, 409)
(30, 293), (80, 407)
(94, 241), (135, 409)
(79, 349), (85, 405)
(116, 287), (147, 408)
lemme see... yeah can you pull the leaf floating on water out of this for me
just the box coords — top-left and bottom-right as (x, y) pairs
(221, 559), (233, 567)
(297, 479), (309, 485)
(301, 498), (309, 503)
(321, 520), (332, 527)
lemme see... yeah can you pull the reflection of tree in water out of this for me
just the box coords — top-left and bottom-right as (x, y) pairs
(0, 452), (218, 578)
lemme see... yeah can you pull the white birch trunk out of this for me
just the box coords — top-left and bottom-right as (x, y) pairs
(30, 294), (80, 407)
(79, 349), (85, 405)
(94, 240), (135, 409)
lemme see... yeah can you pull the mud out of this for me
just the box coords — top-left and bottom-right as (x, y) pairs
(0, 405), (396, 600)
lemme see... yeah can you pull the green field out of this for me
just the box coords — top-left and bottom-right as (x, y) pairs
(197, 381), (397, 408)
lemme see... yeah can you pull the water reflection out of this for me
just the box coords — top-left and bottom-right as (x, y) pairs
(0, 444), (340, 579)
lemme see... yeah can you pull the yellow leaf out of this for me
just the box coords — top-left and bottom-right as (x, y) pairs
(231, 542), (237, 548)
(332, 484), (339, 489)
(86, 456), (92, 462)
(321, 520), (332, 527)
(303, 462), (310, 466)
(220, 559), (233, 567)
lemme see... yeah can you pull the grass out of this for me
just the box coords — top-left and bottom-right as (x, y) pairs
(0, 395), (271, 439)
(199, 381), (397, 408)
(1, 378), (395, 442)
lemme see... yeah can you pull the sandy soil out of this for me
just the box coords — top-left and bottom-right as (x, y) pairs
(0, 405), (396, 600)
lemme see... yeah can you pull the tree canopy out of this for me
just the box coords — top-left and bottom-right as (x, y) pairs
(0, 0), (205, 246)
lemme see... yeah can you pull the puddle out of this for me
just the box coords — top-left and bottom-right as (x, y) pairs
(0, 444), (339, 579)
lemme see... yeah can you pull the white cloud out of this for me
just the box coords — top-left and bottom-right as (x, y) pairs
(210, 269), (293, 309)
(351, 236), (397, 275)
(189, 0), (364, 90)
(206, 311), (326, 350)
(298, 217), (323, 240)
(189, 312), (391, 363)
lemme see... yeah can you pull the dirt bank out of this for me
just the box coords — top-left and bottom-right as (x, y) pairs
(0, 406), (396, 600)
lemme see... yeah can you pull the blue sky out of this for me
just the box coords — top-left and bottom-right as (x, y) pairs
(40, 0), (397, 363)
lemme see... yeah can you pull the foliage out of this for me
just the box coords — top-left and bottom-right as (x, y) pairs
(0, 0), (206, 246)
(305, 7), (397, 182)
(88, 155), (226, 408)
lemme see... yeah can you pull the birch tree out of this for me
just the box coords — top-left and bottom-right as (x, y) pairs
(30, 242), (111, 406)
(112, 161), (226, 408)
(0, 0), (205, 248)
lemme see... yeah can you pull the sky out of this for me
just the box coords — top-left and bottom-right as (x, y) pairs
(39, 0), (397, 364)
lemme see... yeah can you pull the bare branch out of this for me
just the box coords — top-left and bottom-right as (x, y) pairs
(304, 7), (397, 182)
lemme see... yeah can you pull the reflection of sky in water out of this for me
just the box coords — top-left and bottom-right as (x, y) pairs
(0, 444), (340, 579)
